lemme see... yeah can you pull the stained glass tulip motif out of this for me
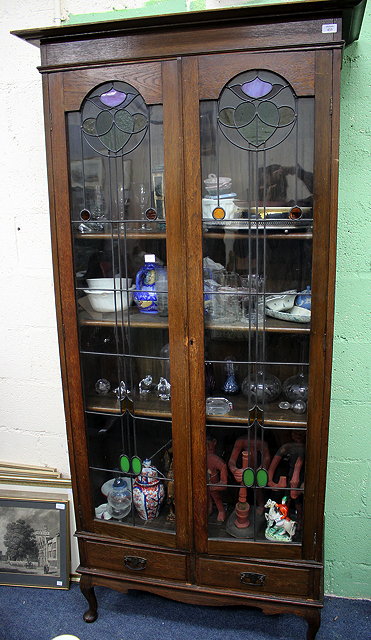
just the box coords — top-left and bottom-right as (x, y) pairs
(81, 82), (149, 157)
(218, 71), (297, 151)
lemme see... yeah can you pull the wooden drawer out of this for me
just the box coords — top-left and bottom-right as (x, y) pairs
(85, 540), (187, 582)
(197, 556), (312, 597)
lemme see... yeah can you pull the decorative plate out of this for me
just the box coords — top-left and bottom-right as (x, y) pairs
(265, 308), (310, 324)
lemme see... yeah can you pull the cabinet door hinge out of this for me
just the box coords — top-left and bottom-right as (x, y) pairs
(49, 111), (53, 132)
(313, 532), (317, 549)
(323, 333), (327, 353)
(329, 97), (333, 116)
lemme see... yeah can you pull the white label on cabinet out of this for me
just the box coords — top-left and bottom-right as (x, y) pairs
(322, 24), (338, 33)
(56, 580), (63, 586)
(56, 503), (66, 510)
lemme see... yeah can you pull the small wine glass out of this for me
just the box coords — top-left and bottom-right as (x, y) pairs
(134, 183), (151, 231)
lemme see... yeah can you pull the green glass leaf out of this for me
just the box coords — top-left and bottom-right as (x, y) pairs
(257, 101), (279, 127)
(120, 454), (130, 473)
(82, 118), (97, 135)
(115, 109), (134, 133)
(131, 456), (142, 476)
(133, 113), (148, 133)
(278, 106), (296, 126)
(256, 468), (268, 487)
(96, 110), (114, 136)
(234, 102), (255, 128)
(219, 107), (235, 126)
(239, 120), (276, 146)
(100, 127), (131, 152)
(242, 467), (254, 487)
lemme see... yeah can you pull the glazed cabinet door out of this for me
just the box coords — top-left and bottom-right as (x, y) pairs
(183, 50), (335, 561)
(47, 60), (192, 549)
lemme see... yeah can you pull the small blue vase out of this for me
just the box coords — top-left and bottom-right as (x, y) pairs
(133, 257), (166, 314)
(222, 360), (240, 394)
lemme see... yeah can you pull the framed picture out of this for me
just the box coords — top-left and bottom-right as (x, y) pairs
(0, 492), (70, 589)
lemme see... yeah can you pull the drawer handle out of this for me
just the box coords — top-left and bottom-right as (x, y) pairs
(240, 571), (266, 586)
(124, 556), (147, 571)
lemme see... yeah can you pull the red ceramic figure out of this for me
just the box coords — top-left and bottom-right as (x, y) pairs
(206, 436), (228, 522)
(267, 430), (305, 499)
(226, 435), (271, 537)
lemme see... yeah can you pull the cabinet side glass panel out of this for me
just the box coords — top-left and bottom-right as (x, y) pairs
(67, 82), (174, 532)
(200, 70), (314, 544)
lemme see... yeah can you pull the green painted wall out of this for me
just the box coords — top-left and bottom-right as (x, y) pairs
(66, 1), (370, 599)
(324, 7), (370, 598)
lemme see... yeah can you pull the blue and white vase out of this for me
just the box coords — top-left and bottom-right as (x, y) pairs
(133, 255), (167, 314)
(295, 286), (311, 311)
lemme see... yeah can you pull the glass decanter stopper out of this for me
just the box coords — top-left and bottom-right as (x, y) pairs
(279, 399), (307, 414)
(95, 378), (111, 395)
(157, 377), (171, 401)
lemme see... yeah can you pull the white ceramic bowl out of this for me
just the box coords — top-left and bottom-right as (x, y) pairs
(84, 277), (133, 313)
(202, 197), (237, 220)
(266, 292), (297, 312)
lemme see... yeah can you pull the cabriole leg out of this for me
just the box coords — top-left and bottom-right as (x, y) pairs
(80, 574), (98, 623)
(305, 608), (321, 640)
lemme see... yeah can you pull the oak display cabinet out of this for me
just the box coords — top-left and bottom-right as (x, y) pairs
(13, 2), (365, 638)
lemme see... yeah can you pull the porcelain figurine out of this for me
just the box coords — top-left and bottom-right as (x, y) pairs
(133, 254), (167, 314)
(206, 435), (228, 522)
(264, 497), (296, 542)
(132, 459), (165, 520)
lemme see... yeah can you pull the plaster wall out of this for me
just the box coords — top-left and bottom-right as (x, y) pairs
(0, 0), (369, 598)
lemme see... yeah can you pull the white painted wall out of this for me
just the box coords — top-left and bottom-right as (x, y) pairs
(0, 2), (70, 476)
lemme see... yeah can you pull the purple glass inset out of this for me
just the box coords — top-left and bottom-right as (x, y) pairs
(100, 89), (127, 107)
(241, 78), (272, 99)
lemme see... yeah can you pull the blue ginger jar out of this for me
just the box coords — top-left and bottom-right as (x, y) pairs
(295, 285), (311, 311)
(133, 254), (166, 314)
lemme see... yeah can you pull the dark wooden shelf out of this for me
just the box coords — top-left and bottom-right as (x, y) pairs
(75, 231), (167, 240)
(204, 231), (313, 240)
(86, 394), (306, 427)
(79, 308), (310, 334)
